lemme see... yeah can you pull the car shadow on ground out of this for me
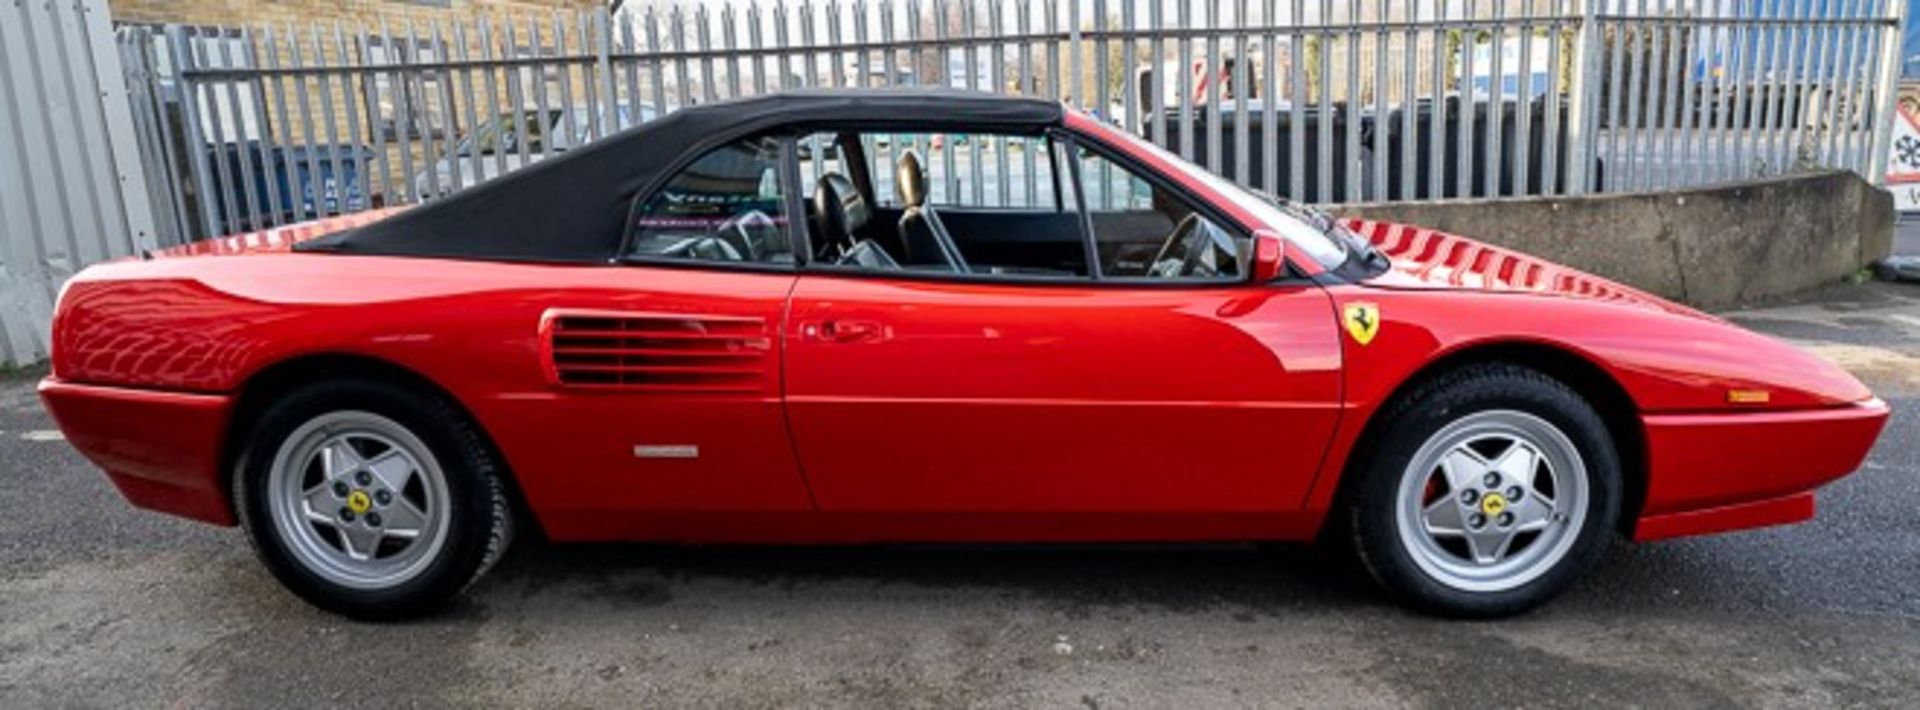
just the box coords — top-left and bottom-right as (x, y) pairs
(476, 536), (1390, 617)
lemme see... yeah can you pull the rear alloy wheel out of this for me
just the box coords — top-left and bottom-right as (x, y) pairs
(236, 378), (513, 620)
(267, 412), (452, 591)
(1349, 363), (1620, 617)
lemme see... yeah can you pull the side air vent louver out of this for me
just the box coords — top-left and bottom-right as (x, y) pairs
(539, 309), (771, 393)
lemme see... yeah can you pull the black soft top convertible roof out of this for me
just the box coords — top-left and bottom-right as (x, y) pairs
(299, 89), (1064, 263)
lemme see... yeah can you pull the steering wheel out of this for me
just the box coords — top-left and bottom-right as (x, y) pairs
(716, 209), (777, 261)
(1148, 214), (1238, 279)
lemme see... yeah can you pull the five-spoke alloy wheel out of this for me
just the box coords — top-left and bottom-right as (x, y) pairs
(236, 377), (514, 620)
(1348, 363), (1620, 618)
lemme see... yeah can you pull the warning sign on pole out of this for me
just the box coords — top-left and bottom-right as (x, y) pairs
(1886, 103), (1920, 213)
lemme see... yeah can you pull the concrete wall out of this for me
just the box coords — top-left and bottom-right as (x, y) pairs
(1339, 171), (1895, 309)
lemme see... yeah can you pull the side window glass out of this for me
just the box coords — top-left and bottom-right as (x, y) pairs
(626, 135), (794, 265)
(795, 129), (1088, 279)
(1075, 148), (1247, 281)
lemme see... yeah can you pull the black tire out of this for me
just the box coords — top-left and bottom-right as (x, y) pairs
(1346, 363), (1620, 618)
(233, 378), (514, 621)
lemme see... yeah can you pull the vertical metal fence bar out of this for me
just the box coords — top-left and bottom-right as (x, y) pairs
(1834, 2), (1861, 171)
(1771, 0), (1807, 177)
(316, 23), (347, 203)
(1735, 1), (1758, 183)
(390, 20), (424, 204)
(1813, 0), (1844, 169)
(527, 19), (556, 164)
(597, 10), (617, 133)
(478, 20), (507, 178)
(698, 4), (719, 105)
(1154, 0), (1171, 154)
(1657, 0), (1683, 188)
(549, 14), (579, 151)
(411, 21), (443, 202)
(1398, 0), (1415, 200)
(1721, 1), (1748, 182)
(1541, 0), (1564, 194)
(241, 28), (285, 229)
(966, 0), (985, 206)
(135, 29), (194, 240)
(453, 22), (483, 190)
(1457, 0), (1476, 198)
(1844, 1), (1881, 172)
(213, 31), (259, 231)
(334, 24), (367, 216)
(1178, 0), (1196, 161)
(1123, 0), (1140, 152)
(194, 32), (242, 233)
(1758, 1), (1788, 177)
(1867, 0), (1907, 182)
(1675, 6), (1699, 188)
(1021, 0), (1041, 206)
(1341, 0), (1358, 202)
(263, 27), (305, 217)
(619, 13), (641, 124)
(881, 0), (897, 97)
(1206, 0), (1224, 174)
(1515, 1), (1535, 196)
(992, 2), (1010, 206)
(1644, 0), (1669, 189)
(1485, 0), (1504, 198)
(1426, 0), (1443, 197)
(1369, 0), (1386, 201)
(1622, 0), (1646, 190)
(1704, 0), (1735, 186)
(167, 28), (217, 235)
(934, 0), (954, 202)
(1317, 0), (1333, 201)
(427, 22), (458, 195)
(1264, 0), (1282, 200)
(502, 18), (533, 178)
(1739, 1), (1773, 180)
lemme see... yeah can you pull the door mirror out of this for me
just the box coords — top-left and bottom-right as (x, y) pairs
(1250, 229), (1288, 282)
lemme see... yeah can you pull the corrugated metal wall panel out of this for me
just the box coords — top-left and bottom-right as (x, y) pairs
(0, 0), (157, 366)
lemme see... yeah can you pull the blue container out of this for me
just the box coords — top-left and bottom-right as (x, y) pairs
(208, 141), (375, 234)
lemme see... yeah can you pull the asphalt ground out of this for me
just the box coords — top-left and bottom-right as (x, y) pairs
(3, 282), (1918, 708)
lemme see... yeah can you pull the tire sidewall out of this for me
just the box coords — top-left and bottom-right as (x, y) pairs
(234, 379), (501, 619)
(1352, 366), (1622, 617)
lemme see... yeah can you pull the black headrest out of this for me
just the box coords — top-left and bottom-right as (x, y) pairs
(811, 173), (869, 246)
(896, 150), (929, 208)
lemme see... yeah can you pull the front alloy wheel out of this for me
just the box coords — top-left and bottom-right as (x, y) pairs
(1348, 363), (1620, 617)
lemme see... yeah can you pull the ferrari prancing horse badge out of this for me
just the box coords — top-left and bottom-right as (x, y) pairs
(1343, 302), (1380, 346)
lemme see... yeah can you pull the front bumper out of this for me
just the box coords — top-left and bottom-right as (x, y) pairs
(38, 379), (236, 526)
(1633, 399), (1889, 541)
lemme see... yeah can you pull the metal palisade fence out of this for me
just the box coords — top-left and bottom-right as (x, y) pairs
(116, 0), (1906, 245)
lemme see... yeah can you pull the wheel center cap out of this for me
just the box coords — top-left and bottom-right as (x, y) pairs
(1480, 493), (1508, 517)
(346, 490), (372, 514)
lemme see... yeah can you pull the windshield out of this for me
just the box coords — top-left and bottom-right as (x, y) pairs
(1076, 117), (1354, 270)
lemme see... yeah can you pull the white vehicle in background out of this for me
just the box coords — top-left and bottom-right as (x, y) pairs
(412, 103), (655, 199)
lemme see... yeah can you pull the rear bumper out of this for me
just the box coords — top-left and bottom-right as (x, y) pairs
(38, 379), (236, 526)
(1633, 399), (1889, 541)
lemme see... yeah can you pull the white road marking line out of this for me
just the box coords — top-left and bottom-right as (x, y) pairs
(20, 430), (64, 442)
(1888, 313), (1920, 330)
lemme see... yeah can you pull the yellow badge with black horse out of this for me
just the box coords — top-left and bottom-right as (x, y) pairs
(1343, 301), (1381, 346)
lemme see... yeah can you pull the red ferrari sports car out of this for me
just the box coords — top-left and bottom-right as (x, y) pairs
(41, 90), (1886, 619)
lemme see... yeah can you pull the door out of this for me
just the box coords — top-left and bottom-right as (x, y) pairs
(784, 278), (1342, 514)
(780, 127), (1343, 516)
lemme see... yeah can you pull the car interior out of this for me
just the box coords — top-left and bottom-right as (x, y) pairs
(625, 127), (1249, 282)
